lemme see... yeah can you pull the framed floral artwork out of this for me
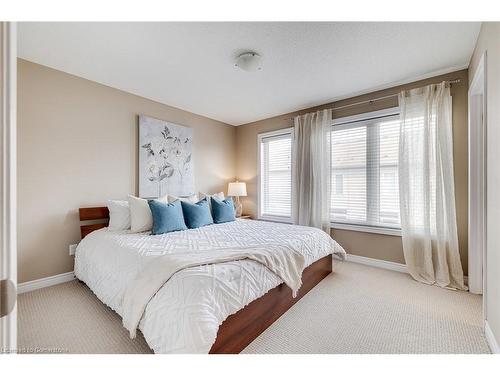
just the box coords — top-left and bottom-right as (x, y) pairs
(139, 115), (194, 198)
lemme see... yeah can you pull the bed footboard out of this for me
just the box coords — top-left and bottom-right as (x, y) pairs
(209, 253), (333, 354)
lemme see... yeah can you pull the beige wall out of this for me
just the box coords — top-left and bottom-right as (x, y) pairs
(17, 58), (471, 283)
(17, 59), (236, 283)
(469, 22), (500, 347)
(236, 70), (469, 269)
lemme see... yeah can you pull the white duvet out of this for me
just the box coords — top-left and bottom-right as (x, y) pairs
(74, 219), (346, 354)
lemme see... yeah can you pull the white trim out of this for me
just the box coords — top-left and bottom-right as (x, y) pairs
(257, 127), (294, 222)
(17, 272), (76, 294)
(470, 53), (486, 96)
(331, 222), (401, 236)
(257, 127), (293, 140)
(346, 254), (469, 286)
(346, 254), (407, 274)
(468, 51), (487, 305)
(332, 107), (399, 126)
(331, 109), (401, 231)
(258, 215), (293, 224)
(485, 321), (500, 354)
(0, 22), (16, 353)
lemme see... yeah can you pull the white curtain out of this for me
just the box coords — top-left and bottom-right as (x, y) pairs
(293, 109), (332, 233)
(398, 82), (466, 290)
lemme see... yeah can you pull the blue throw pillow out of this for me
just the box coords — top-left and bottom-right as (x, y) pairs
(148, 199), (187, 235)
(181, 198), (214, 229)
(211, 197), (236, 224)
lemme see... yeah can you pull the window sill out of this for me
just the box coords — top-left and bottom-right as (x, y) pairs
(257, 215), (293, 224)
(256, 216), (401, 236)
(330, 222), (401, 237)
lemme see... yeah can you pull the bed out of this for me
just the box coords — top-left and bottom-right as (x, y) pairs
(75, 207), (346, 354)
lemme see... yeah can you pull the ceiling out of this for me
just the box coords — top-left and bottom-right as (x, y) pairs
(18, 22), (481, 125)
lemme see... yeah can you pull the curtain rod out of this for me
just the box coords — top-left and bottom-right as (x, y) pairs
(288, 79), (461, 119)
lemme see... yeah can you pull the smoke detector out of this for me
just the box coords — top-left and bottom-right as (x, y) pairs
(235, 52), (263, 72)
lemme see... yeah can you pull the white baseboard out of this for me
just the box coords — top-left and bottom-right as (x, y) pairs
(345, 254), (469, 285)
(485, 320), (500, 354)
(17, 271), (75, 294)
(346, 254), (408, 273)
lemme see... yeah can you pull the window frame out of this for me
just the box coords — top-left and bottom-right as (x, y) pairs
(256, 108), (402, 236)
(330, 107), (401, 236)
(257, 127), (294, 223)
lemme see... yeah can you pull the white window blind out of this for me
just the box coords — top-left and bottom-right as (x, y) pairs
(330, 114), (400, 228)
(259, 130), (293, 219)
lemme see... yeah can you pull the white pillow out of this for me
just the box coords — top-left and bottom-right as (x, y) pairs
(128, 194), (168, 233)
(107, 200), (131, 231)
(199, 192), (225, 202)
(199, 192), (225, 210)
(167, 193), (199, 204)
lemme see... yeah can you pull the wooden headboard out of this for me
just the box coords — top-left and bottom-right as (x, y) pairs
(79, 207), (109, 238)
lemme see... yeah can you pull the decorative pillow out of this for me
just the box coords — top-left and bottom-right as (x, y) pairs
(128, 194), (168, 233)
(148, 199), (187, 235)
(211, 197), (236, 224)
(167, 193), (199, 204)
(181, 198), (214, 229)
(107, 200), (131, 231)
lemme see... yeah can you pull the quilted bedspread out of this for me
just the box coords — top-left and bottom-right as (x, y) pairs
(74, 219), (346, 353)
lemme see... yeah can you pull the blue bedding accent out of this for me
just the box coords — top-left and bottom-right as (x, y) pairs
(181, 198), (214, 229)
(211, 197), (236, 224)
(148, 199), (187, 235)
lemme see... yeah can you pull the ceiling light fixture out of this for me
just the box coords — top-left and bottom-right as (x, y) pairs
(234, 52), (262, 72)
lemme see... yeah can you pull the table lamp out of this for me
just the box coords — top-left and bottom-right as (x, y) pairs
(228, 181), (247, 217)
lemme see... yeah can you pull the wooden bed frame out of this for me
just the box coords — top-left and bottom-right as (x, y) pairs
(79, 206), (333, 354)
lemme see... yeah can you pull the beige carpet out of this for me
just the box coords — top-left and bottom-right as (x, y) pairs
(18, 262), (490, 354)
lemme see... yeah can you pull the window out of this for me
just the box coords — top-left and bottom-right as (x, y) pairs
(258, 129), (293, 220)
(330, 111), (400, 229)
(257, 109), (400, 233)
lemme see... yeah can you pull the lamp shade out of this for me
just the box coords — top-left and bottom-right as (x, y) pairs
(228, 182), (247, 197)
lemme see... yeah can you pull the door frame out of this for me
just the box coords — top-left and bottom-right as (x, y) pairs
(0, 21), (17, 353)
(467, 52), (487, 310)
